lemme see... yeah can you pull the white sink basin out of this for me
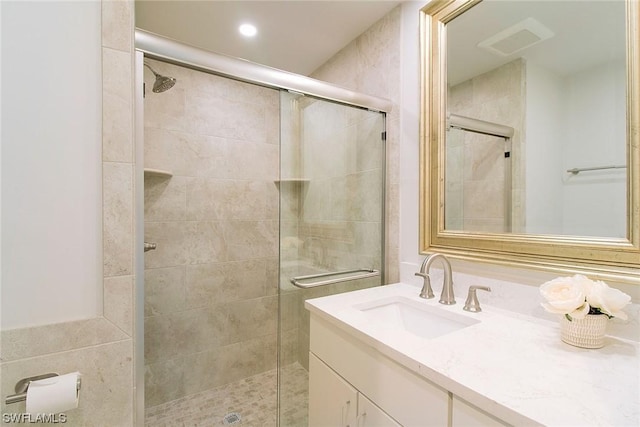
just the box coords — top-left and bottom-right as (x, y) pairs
(354, 296), (480, 339)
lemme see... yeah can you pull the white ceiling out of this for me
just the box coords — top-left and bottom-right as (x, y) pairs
(136, 1), (625, 85)
(447, 0), (626, 85)
(136, 0), (402, 76)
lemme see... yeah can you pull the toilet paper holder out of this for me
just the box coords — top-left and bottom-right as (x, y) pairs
(5, 373), (82, 405)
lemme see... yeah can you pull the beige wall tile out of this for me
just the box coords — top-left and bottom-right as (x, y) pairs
(185, 260), (269, 310)
(103, 162), (133, 277)
(143, 129), (223, 178)
(279, 328), (298, 367)
(144, 266), (186, 317)
(302, 179), (332, 221)
(223, 220), (278, 261)
(356, 116), (385, 173)
(188, 222), (230, 264)
(103, 47), (132, 163)
(101, 0), (132, 52)
(265, 257), (279, 297)
(144, 175), (187, 222)
(185, 94), (266, 143)
(185, 179), (269, 221)
(144, 86), (187, 133)
(180, 349), (223, 397)
(296, 328), (310, 371)
(463, 179), (506, 220)
(279, 291), (300, 332)
(144, 315), (181, 364)
(224, 140), (279, 181)
(144, 222), (189, 269)
(182, 334), (276, 397)
(104, 275), (133, 336)
(1, 318), (128, 362)
(1, 340), (133, 425)
(144, 221), (229, 269)
(144, 309), (224, 364)
(220, 296), (277, 345)
(144, 357), (186, 408)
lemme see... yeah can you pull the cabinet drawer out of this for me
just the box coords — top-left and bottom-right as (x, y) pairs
(310, 315), (449, 427)
(358, 392), (402, 427)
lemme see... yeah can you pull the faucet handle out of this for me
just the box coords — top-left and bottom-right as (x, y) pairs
(463, 286), (491, 312)
(415, 272), (435, 299)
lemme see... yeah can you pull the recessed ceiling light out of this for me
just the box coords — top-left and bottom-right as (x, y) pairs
(239, 23), (257, 37)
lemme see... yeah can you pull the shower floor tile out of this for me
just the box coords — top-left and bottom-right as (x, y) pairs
(145, 363), (308, 427)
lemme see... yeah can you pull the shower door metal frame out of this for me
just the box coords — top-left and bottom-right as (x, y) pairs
(133, 30), (392, 426)
(447, 114), (515, 233)
(133, 51), (145, 427)
(135, 29), (392, 113)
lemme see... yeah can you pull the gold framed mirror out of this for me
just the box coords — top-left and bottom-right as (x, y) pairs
(419, 0), (639, 283)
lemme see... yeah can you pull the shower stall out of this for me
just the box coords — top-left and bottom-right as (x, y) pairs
(135, 31), (388, 426)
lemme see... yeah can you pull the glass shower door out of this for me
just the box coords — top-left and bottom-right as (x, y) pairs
(445, 127), (512, 233)
(277, 91), (386, 426)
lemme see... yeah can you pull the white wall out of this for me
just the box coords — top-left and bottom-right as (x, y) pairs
(525, 59), (626, 238)
(1, 1), (103, 329)
(562, 60), (626, 238)
(399, 1), (423, 268)
(525, 61), (565, 235)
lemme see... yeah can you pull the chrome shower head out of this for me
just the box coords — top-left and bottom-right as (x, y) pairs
(152, 74), (176, 93)
(144, 63), (176, 93)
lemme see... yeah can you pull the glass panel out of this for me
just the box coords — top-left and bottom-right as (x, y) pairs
(445, 127), (512, 233)
(277, 91), (385, 426)
(142, 59), (281, 425)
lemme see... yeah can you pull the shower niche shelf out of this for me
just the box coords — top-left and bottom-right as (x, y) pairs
(274, 179), (310, 184)
(144, 168), (173, 178)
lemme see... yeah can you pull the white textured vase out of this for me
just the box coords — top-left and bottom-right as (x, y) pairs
(560, 314), (608, 349)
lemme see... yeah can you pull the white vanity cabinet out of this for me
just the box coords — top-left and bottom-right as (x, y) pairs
(309, 353), (400, 427)
(306, 283), (639, 427)
(309, 353), (358, 427)
(357, 392), (401, 426)
(310, 315), (449, 427)
(451, 396), (511, 427)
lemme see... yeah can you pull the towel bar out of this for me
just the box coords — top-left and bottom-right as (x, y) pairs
(290, 268), (380, 289)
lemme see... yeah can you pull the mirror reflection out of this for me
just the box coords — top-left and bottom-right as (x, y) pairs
(445, 0), (627, 238)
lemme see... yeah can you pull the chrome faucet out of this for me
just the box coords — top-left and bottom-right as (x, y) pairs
(463, 285), (491, 312)
(415, 253), (455, 305)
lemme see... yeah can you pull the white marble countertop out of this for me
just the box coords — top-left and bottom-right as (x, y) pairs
(305, 282), (640, 427)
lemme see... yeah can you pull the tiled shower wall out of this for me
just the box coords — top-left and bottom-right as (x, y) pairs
(447, 58), (526, 232)
(142, 60), (280, 408)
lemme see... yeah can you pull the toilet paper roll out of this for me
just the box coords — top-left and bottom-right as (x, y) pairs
(26, 372), (81, 415)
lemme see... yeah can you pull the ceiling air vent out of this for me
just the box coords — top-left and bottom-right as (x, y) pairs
(477, 17), (554, 57)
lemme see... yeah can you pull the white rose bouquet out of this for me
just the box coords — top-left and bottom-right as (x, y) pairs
(539, 274), (631, 321)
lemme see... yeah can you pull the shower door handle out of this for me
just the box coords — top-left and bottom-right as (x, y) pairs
(144, 242), (157, 252)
